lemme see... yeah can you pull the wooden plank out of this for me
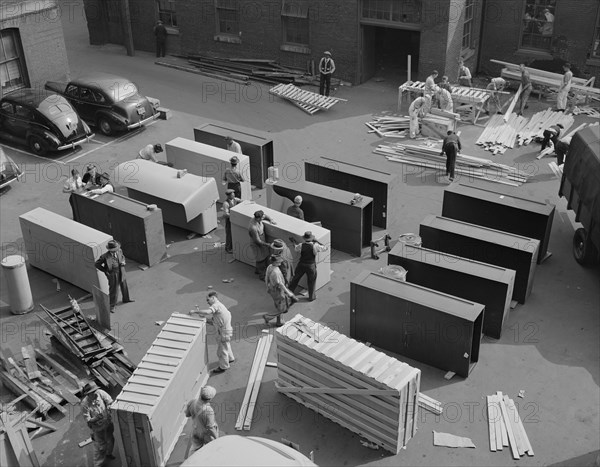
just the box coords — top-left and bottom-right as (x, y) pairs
(142, 354), (180, 366)
(235, 335), (266, 430)
(497, 392), (520, 459)
(486, 395), (497, 451)
(147, 347), (186, 359)
(276, 384), (400, 396)
(135, 368), (172, 380)
(129, 375), (169, 388)
(162, 323), (202, 336)
(242, 333), (273, 430)
(505, 396), (534, 456)
(125, 411), (143, 467)
(123, 383), (164, 397)
(117, 392), (157, 406)
(20, 346), (41, 380)
(137, 362), (177, 373)
(0, 414), (40, 467)
(492, 395), (503, 450)
(156, 331), (194, 343)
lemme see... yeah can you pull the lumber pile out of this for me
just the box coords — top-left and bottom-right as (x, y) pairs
(365, 116), (409, 138)
(38, 297), (135, 392)
(572, 106), (600, 118)
(235, 330), (273, 431)
(0, 411), (41, 467)
(515, 109), (574, 146)
(486, 391), (534, 459)
(275, 314), (421, 454)
(269, 83), (345, 115)
(374, 141), (530, 186)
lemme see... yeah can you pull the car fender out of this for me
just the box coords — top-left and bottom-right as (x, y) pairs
(25, 128), (61, 149)
(94, 109), (128, 128)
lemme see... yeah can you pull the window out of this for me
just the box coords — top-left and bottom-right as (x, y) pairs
(462, 0), (474, 50)
(282, 0), (309, 46)
(0, 29), (27, 94)
(520, 1), (556, 51)
(215, 0), (239, 35)
(157, 0), (177, 28)
(361, 0), (421, 23)
(592, 7), (600, 58)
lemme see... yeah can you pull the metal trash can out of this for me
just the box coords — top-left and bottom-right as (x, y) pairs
(1, 255), (34, 314)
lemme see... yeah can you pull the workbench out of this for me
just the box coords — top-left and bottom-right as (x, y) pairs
(193, 123), (274, 188)
(267, 179), (373, 257)
(69, 191), (166, 267)
(229, 201), (331, 291)
(165, 137), (252, 201)
(113, 160), (219, 235)
(442, 183), (556, 263)
(350, 270), (484, 378)
(419, 215), (539, 304)
(388, 243), (515, 339)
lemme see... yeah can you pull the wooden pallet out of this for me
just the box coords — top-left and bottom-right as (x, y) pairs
(269, 83), (344, 114)
(275, 314), (420, 454)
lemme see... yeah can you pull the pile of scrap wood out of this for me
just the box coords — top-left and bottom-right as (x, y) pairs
(486, 391), (534, 459)
(572, 106), (600, 118)
(0, 344), (85, 419)
(37, 297), (135, 391)
(0, 410), (44, 467)
(269, 83), (346, 115)
(275, 314), (421, 454)
(516, 109), (574, 146)
(365, 116), (410, 137)
(375, 141), (530, 186)
(537, 121), (600, 160)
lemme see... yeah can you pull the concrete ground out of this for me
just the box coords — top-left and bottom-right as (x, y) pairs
(0, 2), (599, 466)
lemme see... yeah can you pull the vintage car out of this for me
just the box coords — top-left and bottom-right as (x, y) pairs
(0, 88), (94, 155)
(45, 73), (160, 136)
(0, 147), (23, 191)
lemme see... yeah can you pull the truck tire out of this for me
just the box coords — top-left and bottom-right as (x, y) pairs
(573, 228), (598, 266)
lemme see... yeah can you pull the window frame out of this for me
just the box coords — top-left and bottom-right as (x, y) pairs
(281, 0), (310, 47)
(591, 6), (600, 59)
(0, 28), (28, 95)
(156, 0), (178, 29)
(519, 1), (556, 52)
(462, 0), (474, 51)
(361, 0), (422, 24)
(215, 0), (239, 37)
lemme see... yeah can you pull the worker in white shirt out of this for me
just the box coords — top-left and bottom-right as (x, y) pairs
(138, 143), (162, 162)
(225, 136), (242, 154)
(88, 172), (114, 195)
(319, 51), (336, 96)
(408, 95), (432, 139)
(556, 63), (573, 111)
(485, 77), (507, 114)
(458, 60), (472, 87)
(437, 86), (454, 113)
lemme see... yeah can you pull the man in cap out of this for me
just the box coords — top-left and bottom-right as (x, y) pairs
(154, 20), (168, 57)
(270, 239), (294, 285)
(408, 95), (431, 139)
(222, 189), (241, 253)
(249, 210), (276, 280)
(424, 70), (439, 99)
(225, 136), (242, 154)
(541, 123), (564, 152)
(223, 154), (245, 199)
(440, 130), (462, 182)
(286, 195), (305, 220)
(319, 51), (336, 96)
(185, 385), (219, 456)
(95, 240), (134, 313)
(264, 255), (298, 327)
(191, 291), (234, 374)
(288, 231), (328, 301)
(80, 382), (115, 466)
(82, 164), (102, 188)
(88, 172), (114, 195)
(458, 59), (472, 87)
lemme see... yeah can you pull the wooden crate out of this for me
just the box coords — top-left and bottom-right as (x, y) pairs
(229, 201), (331, 291)
(350, 270), (484, 378)
(276, 314), (420, 454)
(388, 243), (515, 339)
(165, 137), (252, 201)
(69, 191), (166, 267)
(112, 313), (209, 467)
(19, 207), (110, 294)
(420, 215), (539, 304)
(113, 160), (219, 235)
(193, 123), (274, 188)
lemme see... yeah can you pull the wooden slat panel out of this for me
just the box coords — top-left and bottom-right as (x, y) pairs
(123, 383), (164, 397)
(156, 331), (194, 343)
(162, 323), (199, 335)
(129, 375), (169, 388)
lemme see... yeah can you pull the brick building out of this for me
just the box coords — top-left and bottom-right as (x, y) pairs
(82, 0), (485, 84)
(479, 0), (600, 83)
(1, 0), (70, 96)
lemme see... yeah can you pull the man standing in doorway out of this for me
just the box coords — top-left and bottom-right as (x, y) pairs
(154, 20), (168, 58)
(319, 51), (336, 96)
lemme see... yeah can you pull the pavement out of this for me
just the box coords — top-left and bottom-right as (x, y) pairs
(0, 2), (599, 466)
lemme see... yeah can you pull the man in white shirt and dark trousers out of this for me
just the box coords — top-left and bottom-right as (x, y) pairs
(319, 51), (336, 96)
(288, 231), (328, 301)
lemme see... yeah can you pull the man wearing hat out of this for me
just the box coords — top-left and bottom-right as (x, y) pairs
(82, 164), (102, 188)
(270, 239), (294, 285)
(319, 51), (336, 96)
(223, 152), (245, 199)
(88, 172), (114, 195)
(80, 382), (115, 466)
(225, 135), (242, 154)
(185, 385), (219, 455)
(264, 255), (298, 326)
(288, 231), (328, 301)
(249, 210), (276, 280)
(95, 240), (134, 313)
(222, 189), (241, 253)
(154, 20), (168, 57)
(286, 195), (305, 220)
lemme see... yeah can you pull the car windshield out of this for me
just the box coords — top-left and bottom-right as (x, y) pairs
(106, 82), (138, 102)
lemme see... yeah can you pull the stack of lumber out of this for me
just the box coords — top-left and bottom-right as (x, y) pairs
(572, 106), (600, 118)
(269, 83), (345, 115)
(235, 330), (273, 431)
(475, 114), (530, 154)
(0, 344), (85, 418)
(275, 314), (421, 454)
(0, 411), (41, 467)
(399, 81), (492, 105)
(516, 109), (574, 146)
(38, 297), (135, 391)
(365, 115), (409, 137)
(486, 391), (534, 459)
(374, 142), (530, 186)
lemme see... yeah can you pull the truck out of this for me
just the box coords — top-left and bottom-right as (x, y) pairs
(558, 126), (600, 266)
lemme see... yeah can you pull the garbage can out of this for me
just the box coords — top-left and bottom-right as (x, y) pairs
(1, 255), (34, 314)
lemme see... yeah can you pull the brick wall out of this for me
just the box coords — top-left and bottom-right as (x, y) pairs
(1, 2), (70, 89)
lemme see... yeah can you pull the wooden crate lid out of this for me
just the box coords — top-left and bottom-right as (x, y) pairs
(113, 160), (219, 221)
(276, 314), (420, 392)
(72, 191), (161, 218)
(195, 123), (273, 145)
(112, 313), (205, 414)
(166, 137), (251, 165)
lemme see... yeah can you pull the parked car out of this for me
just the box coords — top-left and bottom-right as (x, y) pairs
(45, 73), (160, 136)
(0, 147), (23, 191)
(0, 88), (94, 156)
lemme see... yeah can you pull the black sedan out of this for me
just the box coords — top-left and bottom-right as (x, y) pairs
(0, 89), (94, 155)
(45, 73), (159, 136)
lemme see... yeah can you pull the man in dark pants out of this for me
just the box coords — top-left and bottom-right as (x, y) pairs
(555, 137), (570, 166)
(318, 51), (335, 96)
(440, 130), (462, 182)
(248, 210), (276, 280)
(223, 155), (244, 199)
(221, 189), (241, 253)
(154, 20), (168, 58)
(288, 231), (328, 301)
(95, 240), (134, 313)
(541, 123), (563, 151)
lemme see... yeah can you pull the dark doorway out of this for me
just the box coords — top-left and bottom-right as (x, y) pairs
(361, 26), (420, 84)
